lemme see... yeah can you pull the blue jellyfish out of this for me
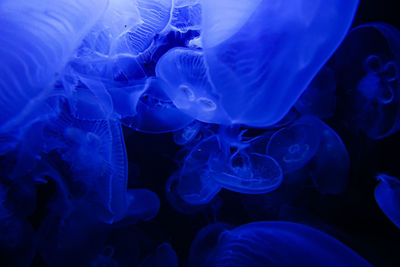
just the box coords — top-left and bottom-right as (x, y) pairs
(295, 66), (337, 119)
(266, 117), (322, 174)
(205, 221), (372, 267)
(0, 0), (108, 134)
(173, 120), (203, 146)
(189, 223), (233, 267)
(156, 48), (229, 124)
(334, 23), (400, 139)
(140, 243), (178, 267)
(132, 77), (194, 133)
(170, 1), (202, 33)
(375, 174), (400, 228)
(200, 0), (359, 126)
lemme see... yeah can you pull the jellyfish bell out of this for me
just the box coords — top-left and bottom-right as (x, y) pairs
(200, 0), (359, 127)
(375, 174), (400, 228)
(334, 22), (400, 139)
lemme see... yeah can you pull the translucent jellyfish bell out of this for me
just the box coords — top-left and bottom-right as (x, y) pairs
(156, 48), (229, 124)
(375, 174), (400, 228)
(334, 23), (400, 139)
(200, 0), (359, 126)
(266, 117), (321, 174)
(207, 221), (372, 267)
(0, 0), (108, 133)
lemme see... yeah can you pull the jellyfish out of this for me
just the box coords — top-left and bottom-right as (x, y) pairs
(205, 221), (372, 267)
(156, 47), (229, 124)
(132, 77), (194, 133)
(307, 117), (350, 194)
(295, 66), (337, 119)
(0, 0), (108, 134)
(170, 2), (202, 33)
(375, 174), (400, 228)
(188, 223), (233, 267)
(173, 120), (203, 146)
(334, 23), (400, 139)
(140, 243), (178, 267)
(266, 117), (322, 174)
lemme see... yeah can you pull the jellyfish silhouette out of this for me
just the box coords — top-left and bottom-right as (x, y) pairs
(0, 0), (108, 135)
(375, 174), (400, 228)
(200, 0), (359, 126)
(205, 221), (372, 267)
(334, 23), (400, 139)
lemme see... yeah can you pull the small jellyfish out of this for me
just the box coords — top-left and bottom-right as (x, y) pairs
(375, 174), (400, 228)
(124, 189), (160, 223)
(334, 23), (400, 139)
(132, 77), (194, 133)
(295, 66), (337, 119)
(156, 47), (229, 124)
(140, 243), (178, 267)
(266, 117), (321, 174)
(173, 120), (202, 146)
(201, 0), (359, 126)
(206, 221), (372, 267)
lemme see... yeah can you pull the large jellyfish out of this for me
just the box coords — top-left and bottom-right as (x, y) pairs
(375, 174), (400, 228)
(204, 221), (372, 266)
(334, 23), (400, 139)
(199, 0), (359, 126)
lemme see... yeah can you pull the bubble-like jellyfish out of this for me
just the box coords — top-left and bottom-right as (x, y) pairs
(266, 117), (321, 174)
(307, 117), (350, 194)
(176, 135), (222, 205)
(375, 174), (400, 228)
(140, 243), (178, 267)
(205, 221), (372, 267)
(156, 48), (229, 124)
(0, 0), (108, 134)
(295, 66), (337, 119)
(189, 223), (232, 267)
(200, 0), (359, 126)
(132, 78), (194, 133)
(334, 23), (400, 139)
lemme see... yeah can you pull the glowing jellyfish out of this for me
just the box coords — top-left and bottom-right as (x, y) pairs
(0, 0), (108, 133)
(375, 174), (400, 228)
(334, 23), (400, 139)
(206, 221), (372, 267)
(140, 243), (178, 267)
(308, 117), (350, 194)
(132, 78), (194, 133)
(199, 0), (359, 126)
(173, 121), (203, 146)
(176, 135), (222, 205)
(156, 48), (229, 124)
(295, 66), (337, 119)
(266, 117), (321, 174)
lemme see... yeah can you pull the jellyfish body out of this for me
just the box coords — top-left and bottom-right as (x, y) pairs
(173, 121), (203, 146)
(200, 0), (359, 126)
(266, 117), (321, 174)
(334, 23), (400, 139)
(375, 174), (400, 228)
(206, 221), (372, 267)
(132, 78), (194, 133)
(0, 0), (108, 133)
(156, 48), (229, 124)
(171, 2), (202, 33)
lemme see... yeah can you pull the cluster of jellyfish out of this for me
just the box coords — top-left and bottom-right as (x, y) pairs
(0, 0), (399, 266)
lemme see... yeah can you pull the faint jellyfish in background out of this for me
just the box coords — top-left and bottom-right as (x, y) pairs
(173, 120), (203, 146)
(295, 66), (337, 119)
(334, 23), (400, 139)
(140, 243), (178, 267)
(0, 0), (108, 143)
(375, 174), (400, 228)
(199, 0), (359, 126)
(156, 48), (229, 124)
(188, 222), (233, 267)
(203, 221), (372, 267)
(131, 77), (194, 133)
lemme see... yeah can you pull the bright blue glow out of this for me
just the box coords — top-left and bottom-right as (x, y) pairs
(1, 0), (399, 266)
